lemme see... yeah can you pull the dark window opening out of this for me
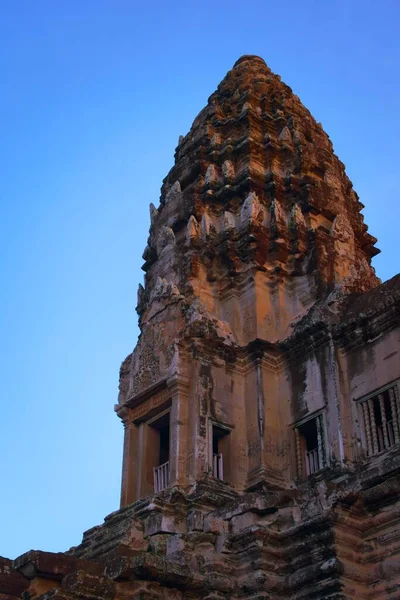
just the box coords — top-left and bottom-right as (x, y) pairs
(299, 419), (318, 452)
(212, 425), (230, 481)
(295, 414), (325, 477)
(212, 431), (220, 455)
(150, 411), (170, 466)
(159, 424), (170, 466)
(149, 412), (170, 493)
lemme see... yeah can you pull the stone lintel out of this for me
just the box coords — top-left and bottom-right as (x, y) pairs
(119, 378), (169, 412)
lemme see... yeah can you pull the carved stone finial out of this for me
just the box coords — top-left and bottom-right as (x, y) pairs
(289, 204), (306, 229)
(222, 160), (235, 181)
(293, 130), (302, 146)
(279, 125), (293, 145)
(186, 215), (200, 242)
(204, 164), (219, 186)
(201, 213), (212, 238)
(136, 283), (147, 314)
(241, 101), (253, 115)
(241, 192), (261, 228)
(223, 211), (236, 232)
(149, 203), (158, 226)
(270, 199), (286, 230)
(156, 226), (175, 258)
(166, 181), (181, 203)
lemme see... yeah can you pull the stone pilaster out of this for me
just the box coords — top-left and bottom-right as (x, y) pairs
(167, 375), (190, 488)
(117, 407), (139, 507)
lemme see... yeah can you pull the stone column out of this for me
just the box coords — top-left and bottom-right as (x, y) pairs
(247, 350), (272, 487)
(167, 375), (189, 488)
(118, 407), (140, 507)
(192, 360), (213, 482)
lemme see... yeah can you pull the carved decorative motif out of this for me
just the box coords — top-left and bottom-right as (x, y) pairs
(130, 387), (172, 422)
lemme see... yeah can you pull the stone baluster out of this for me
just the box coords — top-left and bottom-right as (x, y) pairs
(388, 387), (400, 444)
(368, 398), (379, 454)
(378, 394), (389, 449)
(316, 415), (324, 469)
(295, 427), (302, 478)
(362, 401), (373, 456)
(395, 383), (400, 431)
(395, 382), (400, 406)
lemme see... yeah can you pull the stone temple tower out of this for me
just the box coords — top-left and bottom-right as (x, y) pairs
(3, 56), (400, 600)
(116, 54), (381, 502)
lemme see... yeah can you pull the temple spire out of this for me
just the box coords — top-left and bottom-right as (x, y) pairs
(139, 55), (379, 345)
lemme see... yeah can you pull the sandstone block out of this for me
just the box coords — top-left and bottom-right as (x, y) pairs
(230, 511), (258, 533)
(166, 535), (184, 556)
(148, 534), (168, 555)
(0, 558), (29, 597)
(62, 571), (115, 598)
(204, 515), (228, 535)
(143, 513), (175, 537)
(13, 551), (102, 581)
(187, 510), (204, 532)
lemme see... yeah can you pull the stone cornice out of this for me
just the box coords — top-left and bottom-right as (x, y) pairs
(120, 377), (168, 411)
(333, 298), (400, 352)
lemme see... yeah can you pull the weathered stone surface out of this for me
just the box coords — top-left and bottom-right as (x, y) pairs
(187, 510), (204, 532)
(61, 570), (115, 598)
(13, 551), (102, 581)
(2, 55), (400, 600)
(0, 558), (29, 598)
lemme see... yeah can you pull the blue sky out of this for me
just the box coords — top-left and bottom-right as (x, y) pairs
(1, 0), (399, 559)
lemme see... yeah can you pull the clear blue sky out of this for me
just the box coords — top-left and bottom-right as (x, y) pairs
(1, 0), (399, 559)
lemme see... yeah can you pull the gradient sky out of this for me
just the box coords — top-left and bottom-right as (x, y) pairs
(1, 0), (399, 559)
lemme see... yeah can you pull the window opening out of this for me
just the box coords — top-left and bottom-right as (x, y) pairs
(149, 411), (170, 493)
(212, 425), (229, 481)
(159, 423), (170, 466)
(360, 383), (400, 456)
(294, 414), (325, 478)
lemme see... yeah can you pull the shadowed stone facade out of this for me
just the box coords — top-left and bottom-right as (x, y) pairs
(2, 55), (400, 600)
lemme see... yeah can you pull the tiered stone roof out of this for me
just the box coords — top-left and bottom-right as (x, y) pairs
(138, 55), (379, 353)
